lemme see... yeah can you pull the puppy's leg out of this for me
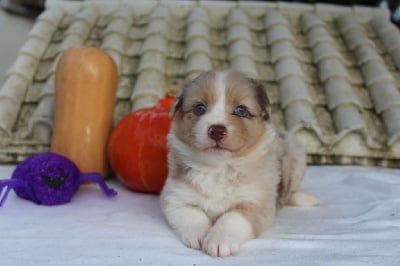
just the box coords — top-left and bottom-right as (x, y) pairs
(163, 204), (211, 250)
(202, 211), (254, 257)
(278, 133), (320, 207)
(202, 201), (275, 257)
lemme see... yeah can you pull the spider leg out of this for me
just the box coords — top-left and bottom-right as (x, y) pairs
(0, 182), (13, 206)
(0, 179), (35, 206)
(79, 173), (117, 197)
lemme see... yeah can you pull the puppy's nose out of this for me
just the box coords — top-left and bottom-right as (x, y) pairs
(208, 125), (227, 141)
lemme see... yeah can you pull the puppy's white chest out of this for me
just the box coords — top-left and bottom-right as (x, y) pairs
(187, 166), (241, 219)
(190, 168), (232, 192)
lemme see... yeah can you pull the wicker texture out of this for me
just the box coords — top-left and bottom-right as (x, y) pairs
(0, 0), (399, 167)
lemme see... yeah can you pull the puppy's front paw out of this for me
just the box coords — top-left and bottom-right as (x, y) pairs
(180, 224), (210, 250)
(161, 201), (211, 250)
(202, 229), (241, 257)
(202, 212), (253, 257)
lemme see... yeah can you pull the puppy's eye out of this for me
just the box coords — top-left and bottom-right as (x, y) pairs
(193, 103), (207, 115)
(233, 105), (249, 117)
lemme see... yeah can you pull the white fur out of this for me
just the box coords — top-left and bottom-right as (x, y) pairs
(288, 191), (320, 206)
(202, 212), (253, 257)
(194, 71), (228, 148)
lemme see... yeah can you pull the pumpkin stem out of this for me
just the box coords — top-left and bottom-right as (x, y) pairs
(78, 173), (117, 197)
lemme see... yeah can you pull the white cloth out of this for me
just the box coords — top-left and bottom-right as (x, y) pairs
(1, 165), (399, 265)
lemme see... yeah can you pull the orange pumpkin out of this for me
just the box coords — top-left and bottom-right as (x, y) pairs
(107, 97), (174, 193)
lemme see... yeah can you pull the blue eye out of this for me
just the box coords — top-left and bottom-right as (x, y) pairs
(233, 105), (249, 117)
(194, 103), (207, 115)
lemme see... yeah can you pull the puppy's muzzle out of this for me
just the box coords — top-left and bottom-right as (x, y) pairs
(208, 125), (227, 141)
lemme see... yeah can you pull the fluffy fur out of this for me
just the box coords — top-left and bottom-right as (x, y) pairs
(160, 70), (318, 257)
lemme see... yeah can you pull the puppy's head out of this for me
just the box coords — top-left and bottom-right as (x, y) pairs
(169, 70), (270, 159)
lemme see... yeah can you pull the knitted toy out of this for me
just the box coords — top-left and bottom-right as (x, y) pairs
(0, 152), (117, 206)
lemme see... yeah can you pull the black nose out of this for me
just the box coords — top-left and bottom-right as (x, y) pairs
(208, 125), (227, 141)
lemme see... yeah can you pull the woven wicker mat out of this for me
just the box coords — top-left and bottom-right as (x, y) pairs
(0, 0), (399, 167)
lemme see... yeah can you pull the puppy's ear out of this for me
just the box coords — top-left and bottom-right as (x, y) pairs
(169, 88), (184, 117)
(168, 72), (206, 117)
(250, 79), (270, 121)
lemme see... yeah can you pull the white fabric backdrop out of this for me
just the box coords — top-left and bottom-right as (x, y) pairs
(1, 165), (399, 266)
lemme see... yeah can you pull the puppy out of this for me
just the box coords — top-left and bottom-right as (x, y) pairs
(160, 70), (318, 257)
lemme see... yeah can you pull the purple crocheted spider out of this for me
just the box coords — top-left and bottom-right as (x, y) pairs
(0, 152), (117, 206)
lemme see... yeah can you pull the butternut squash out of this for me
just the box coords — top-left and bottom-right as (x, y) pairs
(51, 46), (118, 178)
